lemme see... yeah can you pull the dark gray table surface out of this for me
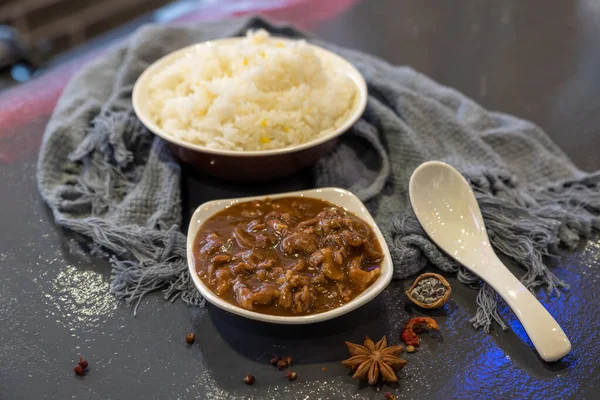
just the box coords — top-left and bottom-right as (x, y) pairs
(1, 1), (600, 399)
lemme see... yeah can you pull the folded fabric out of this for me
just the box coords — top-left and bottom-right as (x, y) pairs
(37, 16), (600, 330)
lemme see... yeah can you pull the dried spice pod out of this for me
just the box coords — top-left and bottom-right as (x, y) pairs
(342, 336), (407, 385)
(405, 273), (451, 309)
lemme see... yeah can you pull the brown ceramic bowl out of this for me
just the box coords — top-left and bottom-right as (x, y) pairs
(132, 37), (367, 181)
(166, 137), (340, 181)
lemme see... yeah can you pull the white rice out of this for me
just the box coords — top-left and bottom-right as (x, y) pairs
(147, 30), (357, 151)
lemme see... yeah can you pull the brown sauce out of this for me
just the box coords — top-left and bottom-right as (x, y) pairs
(192, 196), (384, 316)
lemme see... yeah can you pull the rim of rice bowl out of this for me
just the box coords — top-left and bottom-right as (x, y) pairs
(132, 36), (367, 157)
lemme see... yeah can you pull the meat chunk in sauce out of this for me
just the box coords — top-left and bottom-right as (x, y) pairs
(211, 254), (232, 265)
(284, 270), (311, 288)
(241, 249), (265, 266)
(279, 287), (293, 309)
(200, 233), (223, 255)
(342, 230), (365, 247)
(233, 228), (255, 248)
(248, 220), (266, 232)
(363, 241), (384, 261)
(233, 282), (254, 310)
(193, 197), (384, 316)
(234, 282), (281, 311)
(232, 262), (255, 275)
(257, 258), (276, 269)
(281, 232), (318, 255)
(348, 256), (381, 291)
(251, 286), (280, 305)
(293, 259), (306, 272)
(267, 219), (289, 236)
(215, 268), (234, 295)
(310, 248), (344, 281)
(293, 286), (314, 313)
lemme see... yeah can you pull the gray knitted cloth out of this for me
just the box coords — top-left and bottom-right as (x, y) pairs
(37, 17), (600, 330)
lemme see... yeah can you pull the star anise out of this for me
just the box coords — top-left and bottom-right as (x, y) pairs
(342, 336), (407, 385)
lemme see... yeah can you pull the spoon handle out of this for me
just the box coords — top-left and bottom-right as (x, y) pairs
(478, 255), (571, 362)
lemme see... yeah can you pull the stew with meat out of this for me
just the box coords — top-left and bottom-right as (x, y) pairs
(192, 196), (384, 316)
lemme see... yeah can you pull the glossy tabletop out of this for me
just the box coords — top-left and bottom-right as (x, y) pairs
(1, 1), (599, 399)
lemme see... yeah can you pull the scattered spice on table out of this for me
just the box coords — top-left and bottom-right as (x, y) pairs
(78, 357), (88, 370)
(73, 357), (89, 376)
(74, 365), (85, 376)
(384, 392), (397, 400)
(406, 345), (417, 353)
(401, 317), (439, 346)
(406, 273), (451, 309)
(321, 367), (327, 371)
(285, 371), (297, 381)
(277, 359), (288, 369)
(269, 355), (280, 366)
(269, 354), (293, 369)
(342, 336), (407, 385)
(244, 374), (255, 385)
(277, 356), (293, 370)
(185, 333), (196, 344)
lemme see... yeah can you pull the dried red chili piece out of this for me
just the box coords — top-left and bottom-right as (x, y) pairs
(244, 374), (255, 385)
(401, 317), (439, 346)
(185, 333), (195, 344)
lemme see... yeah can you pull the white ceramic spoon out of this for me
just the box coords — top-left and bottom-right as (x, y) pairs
(409, 161), (571, 362)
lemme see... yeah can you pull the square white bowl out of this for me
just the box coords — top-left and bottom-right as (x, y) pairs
(186, 187), (393, 324)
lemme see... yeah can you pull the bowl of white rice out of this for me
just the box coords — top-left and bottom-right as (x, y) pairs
(132, 30), (367, 180)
